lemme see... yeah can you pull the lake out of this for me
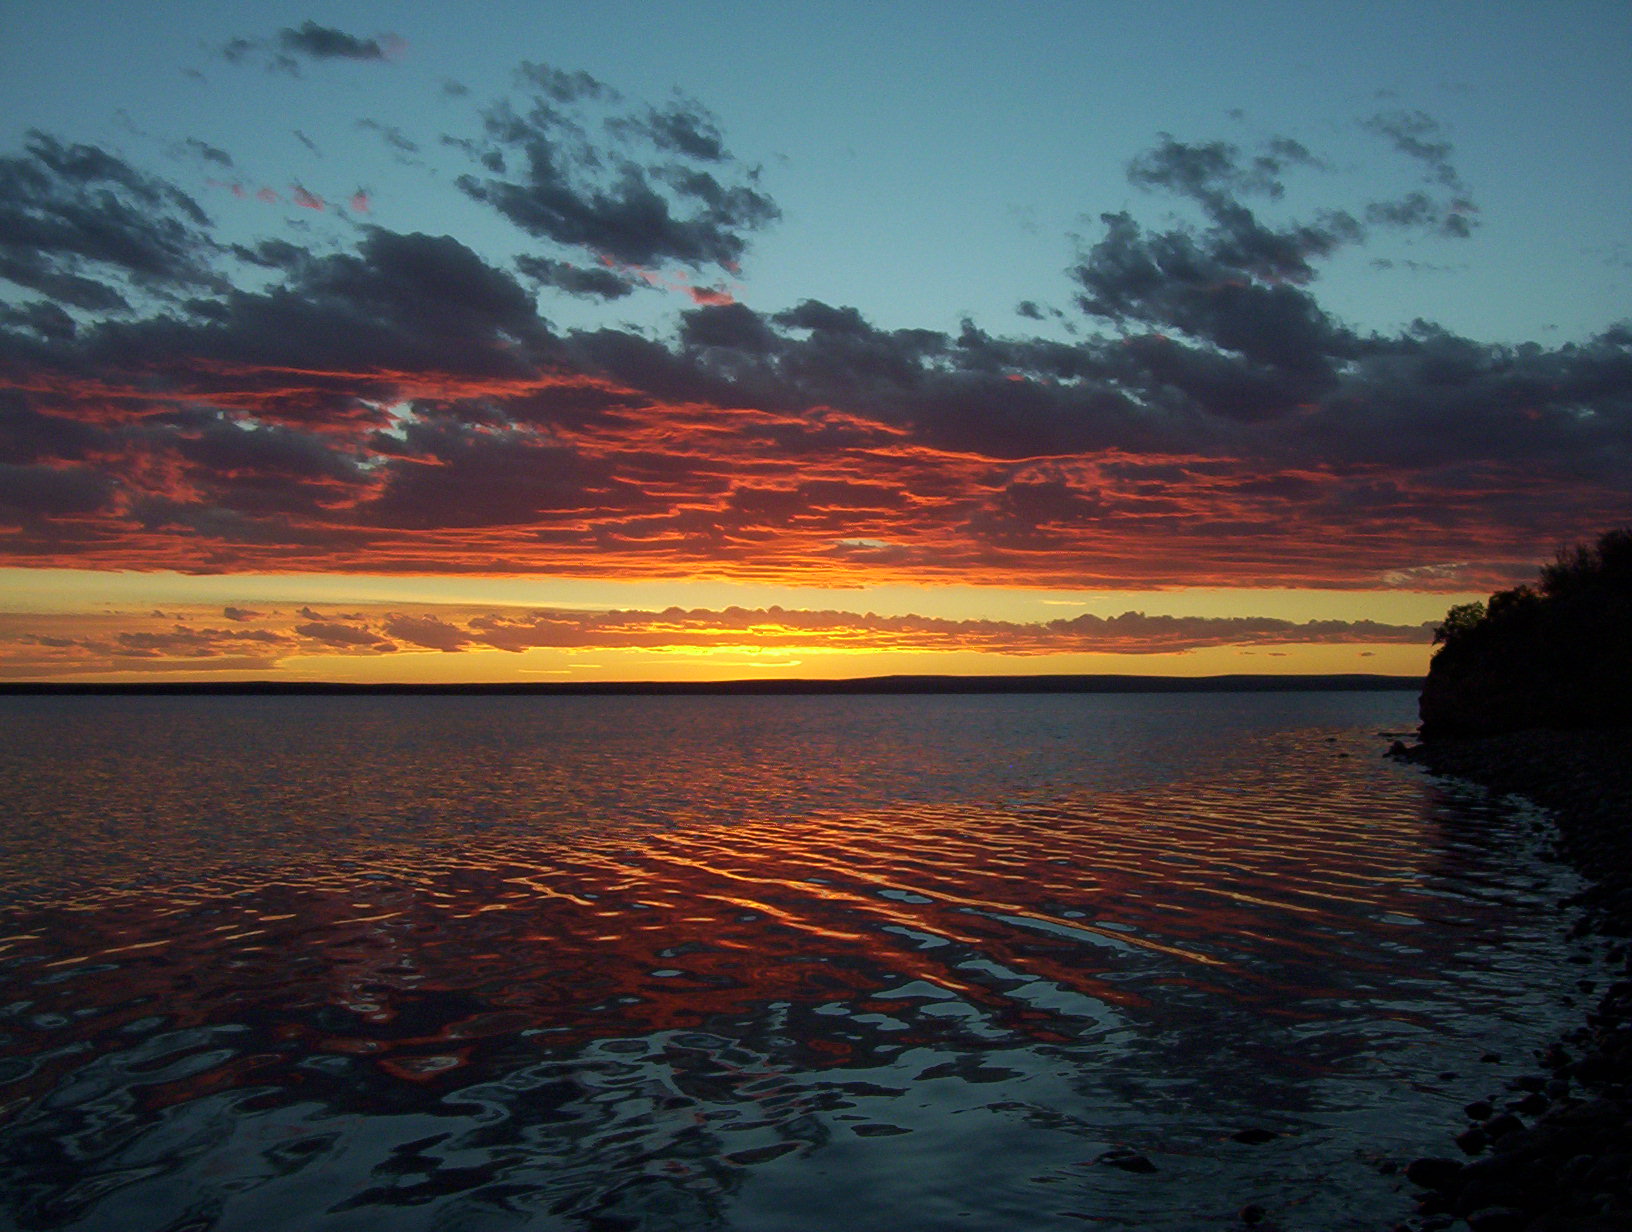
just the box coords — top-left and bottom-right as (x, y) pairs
(0, 692), (1600, 1230)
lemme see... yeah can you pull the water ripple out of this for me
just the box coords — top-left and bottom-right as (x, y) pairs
(0, 692), (1606, 1230)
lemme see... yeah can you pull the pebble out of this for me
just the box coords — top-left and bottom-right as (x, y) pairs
(1392, 727), (1632, 1230)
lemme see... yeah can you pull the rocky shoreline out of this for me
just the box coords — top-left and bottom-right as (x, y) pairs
(1385, 728), (1632, 1232)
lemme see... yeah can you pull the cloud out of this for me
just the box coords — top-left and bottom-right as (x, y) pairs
(451, 63), (779, 271)
(0, 601), (1436, 678)
(1362, 110), (1478, 237)
(514, 254), (636, 300)
(0, 461), (118, 522)
(382, 612), (471, 651)
(357, 119), (420, 156)
(608, 98), (729, 162)
(223, 23), (405, 75)
(0, 81), (1625, 593)
(279, 21), (402, 63)
(294, 619), (394, 649)
(183, 138), (233, 167)
(0, 131), (221, 313)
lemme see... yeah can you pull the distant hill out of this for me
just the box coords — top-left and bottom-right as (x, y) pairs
(1420, 528), (1632, 739)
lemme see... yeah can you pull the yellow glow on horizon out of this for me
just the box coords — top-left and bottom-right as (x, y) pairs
(0, 568), (1456, 684)
(0, 567), (1480, 624)
(9, 640), (1431, 686)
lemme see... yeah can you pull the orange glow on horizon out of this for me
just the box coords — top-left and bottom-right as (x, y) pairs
(0, 598), (1437, 683)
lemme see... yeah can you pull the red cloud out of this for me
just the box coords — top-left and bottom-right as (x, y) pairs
(0, 354), (1612, 592)
(291, 185), (325, 211)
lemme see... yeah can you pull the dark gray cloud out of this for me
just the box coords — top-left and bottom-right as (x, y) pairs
(514, 254), (635, 300)
(224, 22), (402, 74)
(363, 419), (616, 530)
(1365, 110), (1461, 188)
(1127, 133), (1323, 204)
(357, 119), (420, 156)
(51, 228), (551, 415)
(609, 99), (728, 162)
(1362, 110), (1478, 237)
(0, 132), (221, 315)
(0, 392), (107, 464)
(183, 138), (233, 167)
(279, 21), (396, 62)
(168, 420), (366, 484)
(452, 64), (779, 270)
(0, 462), (117, 523)
(514, 63), (616, 105)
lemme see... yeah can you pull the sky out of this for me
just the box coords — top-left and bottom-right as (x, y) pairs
(0, 1), (1628, 683)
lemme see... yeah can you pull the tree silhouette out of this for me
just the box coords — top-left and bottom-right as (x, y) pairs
(1421, 528), (1632, 738)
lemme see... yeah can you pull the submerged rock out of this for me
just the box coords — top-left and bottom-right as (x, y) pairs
(1095, 1147), (1158, 1174)
(1394, 725), (1632, 1230)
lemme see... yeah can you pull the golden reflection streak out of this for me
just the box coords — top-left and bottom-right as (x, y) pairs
(602, 821), (1234, 973)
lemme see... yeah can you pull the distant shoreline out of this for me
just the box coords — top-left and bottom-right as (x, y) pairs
(0, 673), (1423, 697)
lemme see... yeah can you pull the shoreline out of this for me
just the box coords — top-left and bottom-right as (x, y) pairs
(1391, 729), (1632, 1231)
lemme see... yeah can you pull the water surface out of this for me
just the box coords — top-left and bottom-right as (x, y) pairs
(0, 692), (1598, 1230)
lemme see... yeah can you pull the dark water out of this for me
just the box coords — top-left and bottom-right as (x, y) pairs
(0, 692), (1601, 1230)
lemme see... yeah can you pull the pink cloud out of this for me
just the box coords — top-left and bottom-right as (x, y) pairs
(686, 285), (734, 306)
(291, 185), (325, 211)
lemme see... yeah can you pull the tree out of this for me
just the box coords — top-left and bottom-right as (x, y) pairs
(1432, 601), (1485, 647)
(1420, 526), (1632, 738)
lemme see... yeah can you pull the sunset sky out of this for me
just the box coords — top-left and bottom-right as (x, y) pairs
(1, 1), (1628, 682)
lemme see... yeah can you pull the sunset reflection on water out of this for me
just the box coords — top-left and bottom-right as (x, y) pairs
(0, 694), (1598, 1230)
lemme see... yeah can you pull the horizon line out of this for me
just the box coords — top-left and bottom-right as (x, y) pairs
(0, 672), (1425, 697)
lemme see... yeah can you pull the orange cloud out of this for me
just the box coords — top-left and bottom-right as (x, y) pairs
(0, 601), (1433, 679)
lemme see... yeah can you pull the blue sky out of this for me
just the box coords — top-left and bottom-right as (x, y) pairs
(4, 0), (1626, 343)
(0, 2), (1627, 681)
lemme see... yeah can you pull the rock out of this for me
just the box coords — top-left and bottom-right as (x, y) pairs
(1230, 1128), (1279, 1145)
(1466, 1207), (1528, 1232)
(1455, 1126), (1489, 1155)
(1405, 1156), (1465, 1191)
(1515, 1091), (1551, 1116)
(1396, 722), (1632, 1230)
(1095, 1147), (1157, 1174)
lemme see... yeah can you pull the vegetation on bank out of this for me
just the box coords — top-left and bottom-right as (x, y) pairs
(1421, 527), (1632, 739)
